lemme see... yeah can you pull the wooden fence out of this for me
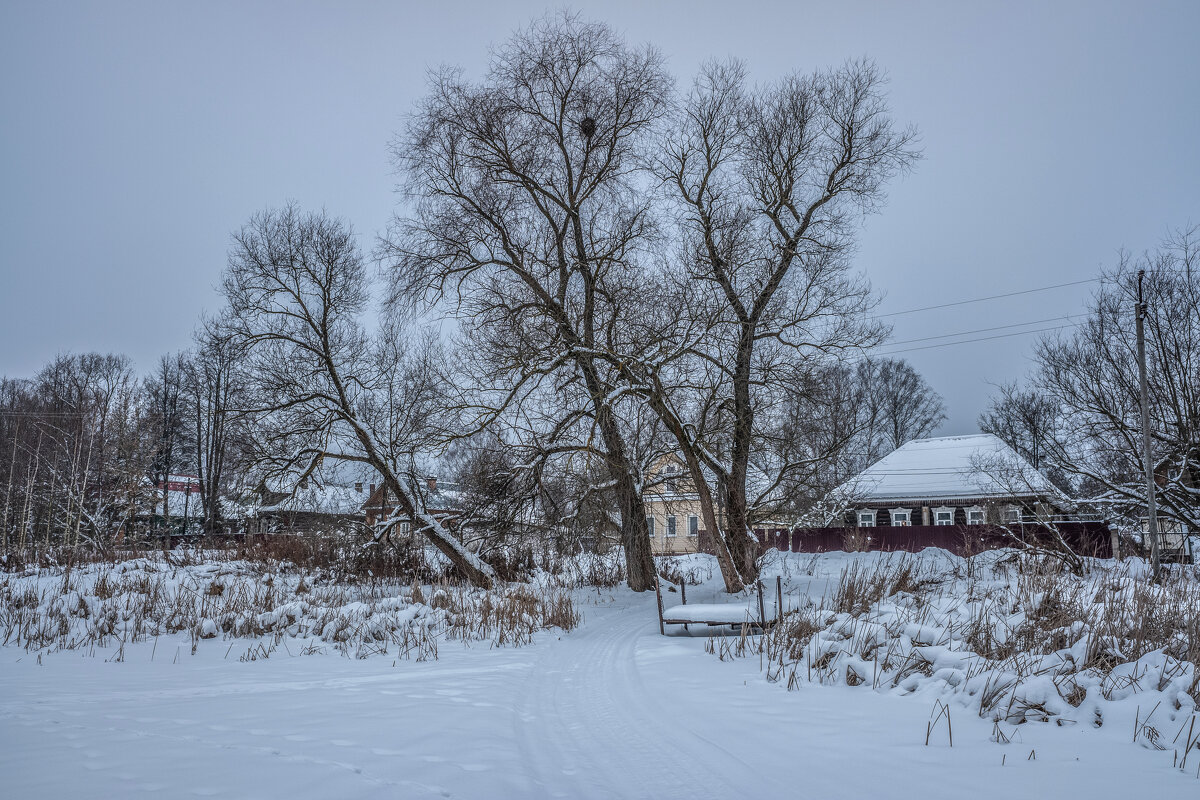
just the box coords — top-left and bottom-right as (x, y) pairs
(701, 522), (1114, 559)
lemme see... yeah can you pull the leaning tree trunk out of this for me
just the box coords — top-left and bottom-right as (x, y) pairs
(689, 471), (743, 594)
(646, 386), (744, 592)
(379, 473), (497, 590)
(594, 404), (656, 592)
(612, 468), (656, 592)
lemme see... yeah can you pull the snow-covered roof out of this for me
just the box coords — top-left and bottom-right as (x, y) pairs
(833, 434), (1060, 504)
(144, 488), (252, 520)
(259, 484), (366, 516)
(152, 489), (202, 517)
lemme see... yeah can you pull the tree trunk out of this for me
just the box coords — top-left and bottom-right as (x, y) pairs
(593, 403), (656, 592)
(726, 330), (761, 583)
(574, 339), (657, 592)
(689, 466), (743, 593)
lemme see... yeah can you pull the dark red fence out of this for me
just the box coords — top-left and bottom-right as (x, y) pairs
(702, 523), (1113, 559)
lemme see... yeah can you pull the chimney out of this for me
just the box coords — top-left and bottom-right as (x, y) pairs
(426, 475), (437, 492)
(355, 482), (363, 493)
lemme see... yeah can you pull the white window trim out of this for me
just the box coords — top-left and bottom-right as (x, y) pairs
(687, 515), (699, 537)
(666, 515), (677, 537)
(933, 506), (955, 526)
(890, 507), (912, 527)
(966, 505), (985, 526)
(857, 509), (876, 528)
(1003, 505), (1022, 524)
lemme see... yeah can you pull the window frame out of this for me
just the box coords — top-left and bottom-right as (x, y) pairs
(890, 508), (912, 527)
(966, 506), (985, 526)
(857, 509), (876, 528)
(648, 517), (655, 537)
(666, 515), (677, 537)
(688, 515), (699, 537)
(934, 506), (955, 526)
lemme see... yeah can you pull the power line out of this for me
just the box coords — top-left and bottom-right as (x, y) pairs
(873, 322), (1082, 357)
(876, 278), (1099, 318)
(885, 315), (1086, 347)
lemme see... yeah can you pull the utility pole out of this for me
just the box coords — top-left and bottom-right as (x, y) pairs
(1135, 269), (1160, 577)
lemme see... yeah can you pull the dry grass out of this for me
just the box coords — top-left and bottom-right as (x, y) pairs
(831, 555), (938, 615)
(0, 552), (582, 661)
(715, 553), (1200, 732)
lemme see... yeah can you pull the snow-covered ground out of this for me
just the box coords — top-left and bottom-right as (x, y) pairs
(2, 551), (1197, 798)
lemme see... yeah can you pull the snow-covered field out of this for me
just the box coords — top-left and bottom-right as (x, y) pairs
(2, 550), (1197, 798)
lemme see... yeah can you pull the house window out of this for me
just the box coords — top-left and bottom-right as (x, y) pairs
(688, 515), (699, 537)
(1003, 505), (1021, 524)
(857, 509), (876, 528)
(664, 465), (679, 492)
(667, 515), (677, 537)
(966, 506), (985, 526)
(399, 521), (411, 536)
(934, 506), (955, 526)
(648, 517), (655, 537)
(890, 508), (911, 527)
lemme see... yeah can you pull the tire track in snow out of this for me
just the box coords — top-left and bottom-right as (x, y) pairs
(513, 598), (786, 799)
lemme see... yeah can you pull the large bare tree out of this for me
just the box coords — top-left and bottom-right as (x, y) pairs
(385, 13), (671, 591)
(648, 59), (918, 581)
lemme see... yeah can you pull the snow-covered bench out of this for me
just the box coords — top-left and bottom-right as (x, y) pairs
(654, 577), (781, 634)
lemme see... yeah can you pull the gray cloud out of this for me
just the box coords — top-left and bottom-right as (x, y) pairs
(2, 0), (1197, 433)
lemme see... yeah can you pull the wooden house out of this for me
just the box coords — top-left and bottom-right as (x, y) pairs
(831, 434), (1071, 529)
(361, 476), (462, 534)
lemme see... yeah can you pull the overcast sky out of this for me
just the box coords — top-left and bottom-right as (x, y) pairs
(1, 0), (1197, 433)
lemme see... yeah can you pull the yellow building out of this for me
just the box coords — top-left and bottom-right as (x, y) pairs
(643, 457), (708, 555)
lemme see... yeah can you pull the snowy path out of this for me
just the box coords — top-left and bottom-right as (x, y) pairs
(513, 600), (789, 799)
(2, 587), (1195, 798)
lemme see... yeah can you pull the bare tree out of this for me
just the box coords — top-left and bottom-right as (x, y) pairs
(859, 357), (946, 455)
(385, 13), (671, 591)
(223, 205), (496, 588)
(0, 353), (151, 552)
(970, 449), (1086, 575)
(978, 380), (1059, 472)
(1033, 226), (1200, 536)
(180, 320), (246, 536)
(144, 353), (188, 528)
(649, 58), (918, 581)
